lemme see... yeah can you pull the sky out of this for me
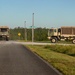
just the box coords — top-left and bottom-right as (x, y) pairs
(0, 0), (75, 28)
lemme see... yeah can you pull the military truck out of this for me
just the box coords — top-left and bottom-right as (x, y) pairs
(0, 26), (9, 41)
(48, 26), (75, 44)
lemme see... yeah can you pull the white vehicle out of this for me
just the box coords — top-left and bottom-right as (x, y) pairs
(48, 26), (75, 44)
(0, 26), (9, 41)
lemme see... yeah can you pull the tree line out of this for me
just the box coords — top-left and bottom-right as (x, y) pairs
(10, 27), (49, 41)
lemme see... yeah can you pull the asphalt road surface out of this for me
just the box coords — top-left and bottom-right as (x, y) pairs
(0, 42), (62, 75)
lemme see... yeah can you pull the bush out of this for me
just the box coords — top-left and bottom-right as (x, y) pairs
(44, 45), (75, 56)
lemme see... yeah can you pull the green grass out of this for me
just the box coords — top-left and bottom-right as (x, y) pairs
(26, 45), (75, 75)
(44, 45), (75, 56)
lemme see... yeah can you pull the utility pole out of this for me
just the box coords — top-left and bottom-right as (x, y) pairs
(32, 13), (34, 43)
(24, 21), (27, 41)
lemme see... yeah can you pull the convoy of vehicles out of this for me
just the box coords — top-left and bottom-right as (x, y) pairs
(48, 26), (75, 44)
(0, 25), (75, 44)
(0, 26), (9, 41)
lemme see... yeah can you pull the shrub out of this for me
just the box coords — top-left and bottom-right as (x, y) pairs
(44, 45), (75, 56)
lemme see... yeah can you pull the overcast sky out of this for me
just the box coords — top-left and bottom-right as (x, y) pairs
(0, 0), (75, 28)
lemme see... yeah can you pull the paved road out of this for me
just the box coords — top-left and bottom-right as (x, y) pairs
(0, 42), (62, 75)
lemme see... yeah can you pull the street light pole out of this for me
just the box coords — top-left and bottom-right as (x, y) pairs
(24, 21), (27, 41)
(32, 13), (34, 43)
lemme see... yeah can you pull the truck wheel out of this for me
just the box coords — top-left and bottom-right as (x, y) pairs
(6, 37), (9, 41)
(51, 38), (57, 43)
(72, 39), (75, 44)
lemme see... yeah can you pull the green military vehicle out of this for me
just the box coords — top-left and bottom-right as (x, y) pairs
(0, 26), (9, 41)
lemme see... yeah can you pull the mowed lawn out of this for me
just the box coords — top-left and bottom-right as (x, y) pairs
(26, 45), (75, 75)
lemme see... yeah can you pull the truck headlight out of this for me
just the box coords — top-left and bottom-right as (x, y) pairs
(47, 37), (51, 39)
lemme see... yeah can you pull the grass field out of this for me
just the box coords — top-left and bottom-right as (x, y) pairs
(26, 45), (75, 75)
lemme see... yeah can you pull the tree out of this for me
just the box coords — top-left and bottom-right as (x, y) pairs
(10, 27), (48, 41)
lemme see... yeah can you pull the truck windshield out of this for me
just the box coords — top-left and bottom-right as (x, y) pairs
(1, 28), (7, 32)
(50, 29), (57, 32)
(50, 29), (53, 32)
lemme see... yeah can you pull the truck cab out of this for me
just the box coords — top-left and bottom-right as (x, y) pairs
(0, 26), (9, 41)
(48, 28), (61, 43)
